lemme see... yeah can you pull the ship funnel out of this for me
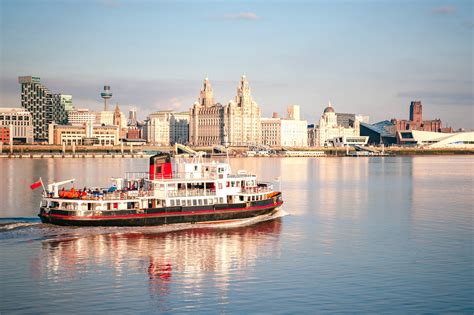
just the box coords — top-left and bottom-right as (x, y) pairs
(149, 152), (172, 180)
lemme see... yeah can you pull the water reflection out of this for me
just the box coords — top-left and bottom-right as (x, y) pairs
(37, 219), (282, 308)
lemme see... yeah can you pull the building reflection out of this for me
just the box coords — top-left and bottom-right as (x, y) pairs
(37, 219), (282, 308)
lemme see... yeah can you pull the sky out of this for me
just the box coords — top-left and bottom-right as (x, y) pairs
(1, 0), (472, 129)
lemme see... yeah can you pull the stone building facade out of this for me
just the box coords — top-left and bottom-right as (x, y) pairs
(145, 111), (189, 145)
(189, 76), (261, 147)
(316, 102), (360, 147)
(261, 105), (307, 147)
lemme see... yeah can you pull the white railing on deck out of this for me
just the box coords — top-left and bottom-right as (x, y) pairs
(167, 189), (216, 198)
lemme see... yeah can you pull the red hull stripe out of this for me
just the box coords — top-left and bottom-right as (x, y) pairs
(47, 201), (283, 221)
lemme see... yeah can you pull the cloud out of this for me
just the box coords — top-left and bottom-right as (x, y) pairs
(152, 97), (183, 112)
(431, 5), (456, 15)
(397, 90), (473, 107)
(223, 12), (260, 21)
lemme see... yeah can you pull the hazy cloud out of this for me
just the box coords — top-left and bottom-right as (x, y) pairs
(431, 5), (456, 15)
(223, 12), (260, 21)
(397, 90), (473, 107)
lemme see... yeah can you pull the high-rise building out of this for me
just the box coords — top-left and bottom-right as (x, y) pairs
(19, 76), (68, 141)
(60, 95), (74, 112)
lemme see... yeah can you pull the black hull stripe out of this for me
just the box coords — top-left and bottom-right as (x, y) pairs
(42, 201), (283, 221)
(39, 206), (280, 227)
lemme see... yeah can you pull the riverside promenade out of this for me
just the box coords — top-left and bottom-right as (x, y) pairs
(0, 144), (473, 158)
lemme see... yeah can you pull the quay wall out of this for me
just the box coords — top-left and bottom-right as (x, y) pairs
(0, 144), (472, 158)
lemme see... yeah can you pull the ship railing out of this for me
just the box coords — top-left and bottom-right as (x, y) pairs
(240, 187), (273, 194)
(167, 189), (216, 198)
(125, 172), (149, 180)
(68, 190), (154, 201)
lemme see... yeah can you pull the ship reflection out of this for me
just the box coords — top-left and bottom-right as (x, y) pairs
(38, 219), (282, 308)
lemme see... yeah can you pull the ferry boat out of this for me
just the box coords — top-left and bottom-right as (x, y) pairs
(38, 153), (283, 226)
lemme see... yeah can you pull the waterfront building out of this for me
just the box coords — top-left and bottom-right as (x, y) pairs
(68, 109), (96, 125)
(95, 111), (114, 126)
(330, 135), (369, 147)
(336, 113), (369, 128)
(0, 127), (9, 144)
(391, 101), (452, 133)
(60, 95), (74, 113)
(224, 76), (261, 146)
(19, 76), (68, 141)
(261, 105), (307, 147)
(360, 121), (397, 146)
(189, 77), (224, 146)
(189, 76), (262, 147)
(397, 130), (474, 148)
(170, 112), (190, 145)
(145, 111), (189, 145)
(287, 104), (300, 121)
(314, 102), (361, 147)
(48, 122), (119, 146)
(128, 108), (138, 126)
(125, 107), (145, 140)
(307, 124), (320, 147)
(145, 111), (172, 145)
(0, 107), (33, 144)
(261, 118), (281, 146)
(95, 106), (127, 127)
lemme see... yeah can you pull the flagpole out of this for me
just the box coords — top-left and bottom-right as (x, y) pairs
(40, 177), (47, 196)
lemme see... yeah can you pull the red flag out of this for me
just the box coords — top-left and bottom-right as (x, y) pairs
(30, 180), (42, 190)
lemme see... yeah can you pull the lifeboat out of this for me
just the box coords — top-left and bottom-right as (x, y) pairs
(58, 188), (81, 199)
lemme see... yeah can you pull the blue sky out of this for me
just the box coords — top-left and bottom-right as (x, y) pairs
(1, 0), (472, 128)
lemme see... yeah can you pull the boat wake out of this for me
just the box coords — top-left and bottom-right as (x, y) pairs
(0, 209), (289, 240)
(0, 218), (42, 232)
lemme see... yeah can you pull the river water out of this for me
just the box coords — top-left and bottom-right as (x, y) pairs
(0, 156), (472, 313)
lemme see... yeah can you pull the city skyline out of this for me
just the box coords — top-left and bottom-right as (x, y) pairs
(1, 0), (472, 128)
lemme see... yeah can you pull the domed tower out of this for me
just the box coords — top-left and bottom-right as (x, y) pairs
(321, 101), (337, 128)
(101, 85), (112, 111)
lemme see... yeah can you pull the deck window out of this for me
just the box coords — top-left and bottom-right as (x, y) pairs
(193, 199), (197, 206)
(170, 200), (175, 206)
